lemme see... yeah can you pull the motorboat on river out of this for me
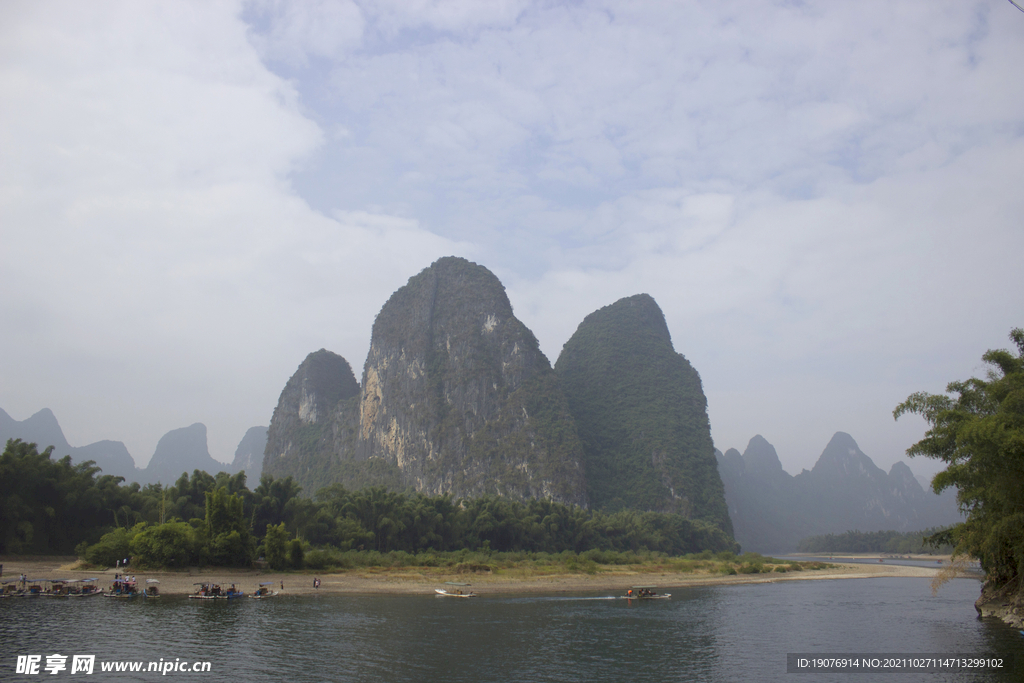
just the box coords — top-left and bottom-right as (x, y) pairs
(624, 585), (671, 600)
(143, 579), (161, 598)
(435, 582), (476, 598)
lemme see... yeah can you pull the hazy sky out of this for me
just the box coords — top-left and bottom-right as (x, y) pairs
(2, 1), (1022, 479)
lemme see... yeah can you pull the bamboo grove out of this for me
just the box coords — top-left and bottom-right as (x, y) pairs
(895, 328), (1024, 592)
(0, 438), (738, 569)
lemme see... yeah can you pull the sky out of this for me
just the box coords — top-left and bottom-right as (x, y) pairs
(2, 0), (1022, 480)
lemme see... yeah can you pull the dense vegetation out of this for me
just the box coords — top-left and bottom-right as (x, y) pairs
(1, 438), (737, 570)
(895, 328), (1024, 592)
(555, 294), (732, 534)
(796, 528), (955, 555)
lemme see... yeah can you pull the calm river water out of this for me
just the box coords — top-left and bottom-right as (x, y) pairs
(2, 577), (1019, 682)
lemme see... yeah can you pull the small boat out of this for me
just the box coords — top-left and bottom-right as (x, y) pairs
(0, 580), (24, 598)
(143, 579), (161, 599)
(435, 582), (476, 598)
(106, 577), (139, 598)
(67, 579), (103, 598)
(189, 583), (244, 599)
(623, 585), (671, 600)
(42, 579), (72, 597)
(250, 582), (278, 599)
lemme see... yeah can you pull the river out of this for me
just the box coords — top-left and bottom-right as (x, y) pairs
(3, 577), (1018, 682)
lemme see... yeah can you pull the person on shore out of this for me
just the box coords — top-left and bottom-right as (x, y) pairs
(280, 581), (284, 591)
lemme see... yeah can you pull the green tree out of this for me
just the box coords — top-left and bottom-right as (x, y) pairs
(895, 328), (1024, 590)
(288, 538), (305, 568)
(264, 522), (289, 570)
(204, 486), (253, 565)
(130, 521), (197, 568)
(251, 475), (303, 538)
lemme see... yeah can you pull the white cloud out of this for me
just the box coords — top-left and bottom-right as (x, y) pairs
(362, 0), (528, 36)
(245, 0), (365, 66)
(0, 0), (463, 465)
(2, 0), (1022, 481)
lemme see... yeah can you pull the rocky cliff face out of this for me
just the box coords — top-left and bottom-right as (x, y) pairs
(230, 426), (268, 480)
(716, 432), (964, 553)
(554, 294), (732, 534)
(262, 349), (361, 487)
(355, 257), (587, 504)
(263, 258), (588, 506)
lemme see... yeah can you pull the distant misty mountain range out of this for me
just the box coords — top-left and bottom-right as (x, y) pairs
(0, 407), (266, 485)
(716, 432), (962, 553)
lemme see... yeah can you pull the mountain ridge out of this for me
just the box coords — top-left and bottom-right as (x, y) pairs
(0, 407), (265, 485)
(716, 432), (962, 553)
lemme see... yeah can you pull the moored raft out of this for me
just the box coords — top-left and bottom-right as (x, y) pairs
(143, 579), (161, 598)
(250, 582), (278, 599)
(68, 579), (103, 597)
(189, 583), (244, 599)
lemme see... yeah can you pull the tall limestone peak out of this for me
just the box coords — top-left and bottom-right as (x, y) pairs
(887, 461), (919, 491)
(144, 423), (225, 485)
(810, 432), (887, 484)
(357, 256), (587, 505)
(743, 434), (785, 473)
(263, 349), (360, 485)
(554, 294), (732, 534)
(4, 408), (72, 453)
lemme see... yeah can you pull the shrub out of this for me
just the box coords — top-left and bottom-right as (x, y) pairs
(130, 522), (196, 568)
(85, 526), (140, 567)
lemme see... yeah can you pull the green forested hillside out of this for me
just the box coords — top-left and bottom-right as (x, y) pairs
(555, 294), (732, 535)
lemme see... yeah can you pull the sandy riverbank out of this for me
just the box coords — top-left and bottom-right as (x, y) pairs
(1, 556), (944, 597)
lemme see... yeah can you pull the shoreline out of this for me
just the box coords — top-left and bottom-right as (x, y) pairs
(1, 556), (948, 597)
